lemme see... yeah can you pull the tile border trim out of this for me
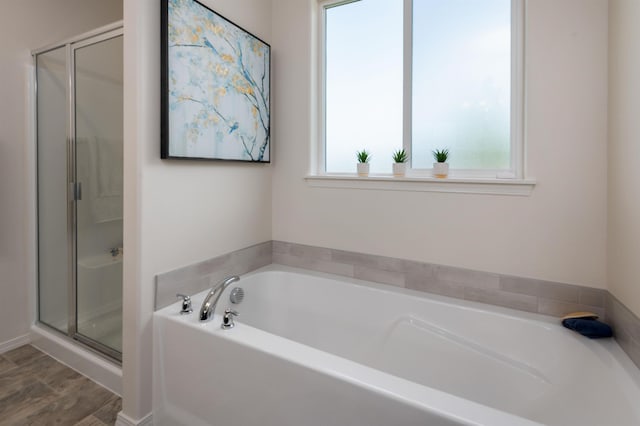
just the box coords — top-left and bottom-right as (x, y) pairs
(154, 241), (272, 310)
(606, 293), (640, 368)
(272, 241), (608, 318)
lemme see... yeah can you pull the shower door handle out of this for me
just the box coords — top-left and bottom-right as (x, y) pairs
(70, 182), (82, 201)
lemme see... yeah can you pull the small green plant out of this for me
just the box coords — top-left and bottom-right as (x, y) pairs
(392, 149), (408, 163)
(356, 149), (371, 163)
(432, 148), (450, 163)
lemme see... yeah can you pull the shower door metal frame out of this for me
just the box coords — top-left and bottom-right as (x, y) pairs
(33, 22), (123, 362)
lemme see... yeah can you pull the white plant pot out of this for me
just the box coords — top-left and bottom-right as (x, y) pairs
(357, 163), (370, 177)
(392, 163), (407, 177)
(433, 162), (449, 178)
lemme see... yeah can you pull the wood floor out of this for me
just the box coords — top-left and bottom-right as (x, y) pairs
(0, 345), (121, 425)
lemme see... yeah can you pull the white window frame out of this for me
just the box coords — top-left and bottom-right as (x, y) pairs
(312, 0), (533, 194)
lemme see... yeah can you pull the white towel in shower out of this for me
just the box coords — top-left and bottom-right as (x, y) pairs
(96, 137), (123, 197)
(88, 137), (123, 223)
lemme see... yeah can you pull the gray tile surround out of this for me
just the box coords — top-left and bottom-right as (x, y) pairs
(154, 241), (272, 310)
(154, 239), (640, 369)
(273, 241), (607, 318)
(606, 294), (640, 368)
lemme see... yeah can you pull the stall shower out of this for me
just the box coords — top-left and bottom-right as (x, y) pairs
(34, 23), (123, 361)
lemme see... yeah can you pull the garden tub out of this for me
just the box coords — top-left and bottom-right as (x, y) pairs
(152, 265), (640, 425)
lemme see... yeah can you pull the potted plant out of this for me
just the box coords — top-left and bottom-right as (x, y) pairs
(432, 148), (450, 178)
(392, 149), (408, 177)
(356, 150), (371, 176)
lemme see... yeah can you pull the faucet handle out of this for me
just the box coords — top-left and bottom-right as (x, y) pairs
(176, 294), (193, 315)
(221, 309), (239, 330)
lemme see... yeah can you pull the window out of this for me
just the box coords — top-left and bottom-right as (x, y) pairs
(320, 0), (523, 178)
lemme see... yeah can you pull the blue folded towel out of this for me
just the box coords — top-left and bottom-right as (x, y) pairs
(562, 318), (613, 338)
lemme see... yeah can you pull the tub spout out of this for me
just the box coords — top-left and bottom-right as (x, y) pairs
(199, 276), (240, 322)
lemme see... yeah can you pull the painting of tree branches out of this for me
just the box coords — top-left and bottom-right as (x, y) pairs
(161, 0), (270, 162)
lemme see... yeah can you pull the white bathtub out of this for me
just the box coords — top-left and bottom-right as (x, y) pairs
(153, 265), (640, 426)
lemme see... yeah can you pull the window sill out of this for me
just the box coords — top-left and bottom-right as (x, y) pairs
(304, 174), (536, 196)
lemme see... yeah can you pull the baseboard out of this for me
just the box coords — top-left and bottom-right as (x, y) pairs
(0, 333), (31, 354)
(116, 411), (153, 426)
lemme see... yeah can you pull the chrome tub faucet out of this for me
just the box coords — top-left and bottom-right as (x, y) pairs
(199, 276), (240, 322)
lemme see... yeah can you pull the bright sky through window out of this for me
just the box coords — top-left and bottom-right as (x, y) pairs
(325, 0), (403, 174)
(412, 0), (511, 170)
(325, 0), (512, 174)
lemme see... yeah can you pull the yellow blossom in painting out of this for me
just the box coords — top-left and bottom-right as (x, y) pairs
(213, 86), (226, 106)
(205, 22), (224, 35)
(221, 54), (234, 63)
(252, 106), (257, 118)
(205, 114), (219, 126)
(190, 29), (199, 43)
(231, 74), (254, 95)
(215, 64), (229, 77)
(252, 42), (263, 56)
(234, 84), (254, 96)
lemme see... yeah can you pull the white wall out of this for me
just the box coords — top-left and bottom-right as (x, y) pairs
(0, 0), (122, 347)
(122, 0), (272, 420)
(271, 0), (609, 289)
(608, 0), (640, 316)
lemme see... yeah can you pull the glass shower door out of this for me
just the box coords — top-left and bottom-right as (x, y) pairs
(37, 46), (71, 334)
(73, 33), (123, 357)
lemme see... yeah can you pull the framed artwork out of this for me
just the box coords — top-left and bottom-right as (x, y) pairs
(161, 0), (271, 162)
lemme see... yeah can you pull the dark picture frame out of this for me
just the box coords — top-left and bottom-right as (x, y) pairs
(161, 0), (271, 162)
